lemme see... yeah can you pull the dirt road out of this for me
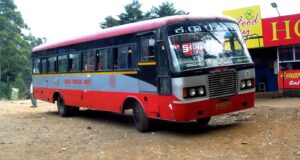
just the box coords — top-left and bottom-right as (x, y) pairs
(0, 98), (299, 160)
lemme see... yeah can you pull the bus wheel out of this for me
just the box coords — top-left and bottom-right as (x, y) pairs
(133, 102), (150, 132)
(196, 117), (211, 128)
(57, 95), (71, 117)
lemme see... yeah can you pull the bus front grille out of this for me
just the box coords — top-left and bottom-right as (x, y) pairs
(208, 71), (237, 99)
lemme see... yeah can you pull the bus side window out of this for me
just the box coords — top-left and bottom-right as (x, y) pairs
(58, 55), (68, 73)
(130, 45), (137, 69)
(32, 59), (40, 74)
(96, 50), (103, 70)
(69, 52), (81, 72)
(82, 50), (95, 72)
(113, 48), (119, 70)
(117, 45), (136, 70)
(48, 56), (57, 73)
(97, 49), (113, 71)
(118, 46), (128, 69)
(41, 58), (48, 74)
(139, 37), (155, 62)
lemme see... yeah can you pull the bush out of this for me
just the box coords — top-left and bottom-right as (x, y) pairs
(0, 82), (10, 100)
(0, 76), (30, 100)
(12, 76), (29, 99)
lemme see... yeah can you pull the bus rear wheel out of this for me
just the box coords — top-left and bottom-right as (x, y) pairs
(57, 95), (71, 117)
(196, 117), (211, 128)
(133, 102), (150, 132)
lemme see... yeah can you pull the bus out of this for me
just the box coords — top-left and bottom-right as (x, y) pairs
(32, 15), (255, 132)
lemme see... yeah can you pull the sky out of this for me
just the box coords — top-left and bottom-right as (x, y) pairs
(14, 0), (300, 44)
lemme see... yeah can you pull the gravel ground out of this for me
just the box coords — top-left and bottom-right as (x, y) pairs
(0, 98), (299, 160)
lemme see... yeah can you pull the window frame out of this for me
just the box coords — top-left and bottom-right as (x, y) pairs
(69, 52), (81, 72)
(32, 42), (138, 74)
(41, 58), (48, 74)
(138, 36), (156, 62)
(82, 49), (96, 72)
(48, 56), (57, 73)
(295, 46), (300, 61)
(57, 54), (69, 73)
(32, 58), (41, 74)
(278, 45), (300, 63)
(115, 44), (137, 70)
(96, 47), (113, 71)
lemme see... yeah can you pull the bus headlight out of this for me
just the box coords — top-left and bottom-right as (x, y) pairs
(189, 88), (196, 97)
(197, 87), (205, 95)
(246, 80), (252, 87)
(183, 86), (206, 99)
(241, 81), (246, 89)
(240, 79), (255, 90)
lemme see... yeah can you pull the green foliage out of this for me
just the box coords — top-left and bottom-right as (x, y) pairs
(100, 16), (120, 29)
(147, 1), (189, 19)
(0, 82), (9, 99)
(119, 0), (144, 24)
(0, 0), (45, 99)
(100, 0), (188, 29)
(11, 74), (28, 99)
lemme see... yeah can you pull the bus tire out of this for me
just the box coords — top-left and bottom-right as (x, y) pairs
(133, 102), (150, 132)
(196, 117), (211, 128)
(57, 95), (71, 117)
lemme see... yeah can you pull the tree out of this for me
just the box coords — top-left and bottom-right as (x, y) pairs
(0, 0), (45, 99)
(100, 16), (120, 29)
(100, 0), (188, 29)
(118, 0), (144, 25)
(0, 0), (27, 84)
(101, 0), (144, 29)
(147, 1), (189, 19)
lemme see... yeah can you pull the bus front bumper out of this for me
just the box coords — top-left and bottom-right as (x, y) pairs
(169, 92), (255, 122)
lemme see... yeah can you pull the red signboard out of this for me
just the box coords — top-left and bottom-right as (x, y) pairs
(278, 69), (300, 89)
(262, 13), (300, 47)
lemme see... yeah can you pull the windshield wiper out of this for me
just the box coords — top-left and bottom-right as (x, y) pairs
(199, 24), (222, 44)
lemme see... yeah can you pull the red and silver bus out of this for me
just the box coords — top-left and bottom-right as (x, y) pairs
(32, 15), (255, 132)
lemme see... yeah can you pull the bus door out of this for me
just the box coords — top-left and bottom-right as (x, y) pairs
(82, 50), (96, 108)
(137, 35), (159, 115)
(156, 40), (173, 116)
(40, 57), (48, 101)
(82, 73), (92, 107)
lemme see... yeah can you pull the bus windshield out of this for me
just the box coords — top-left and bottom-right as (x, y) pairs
(168, 21), (253, 72)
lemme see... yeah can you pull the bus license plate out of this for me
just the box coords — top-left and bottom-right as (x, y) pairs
(216, 101), (232, 110)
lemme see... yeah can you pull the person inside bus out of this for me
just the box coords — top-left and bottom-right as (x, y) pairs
(84, 64), (88, 71)
(97, 58), (103, 70)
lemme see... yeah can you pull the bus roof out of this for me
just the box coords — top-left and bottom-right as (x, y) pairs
(32, 15), (235, 53)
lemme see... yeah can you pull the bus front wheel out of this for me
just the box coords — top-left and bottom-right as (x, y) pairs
(133, 102), (150, 132)
(57, 95), (71, 117)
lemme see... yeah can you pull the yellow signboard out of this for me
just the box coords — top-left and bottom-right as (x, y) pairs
(223, 5), (264, 48)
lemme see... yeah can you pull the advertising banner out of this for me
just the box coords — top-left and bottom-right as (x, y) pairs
(262, 13), (300, 47)
(278, 69), (300, 89)
(223, 5), (264, 49)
